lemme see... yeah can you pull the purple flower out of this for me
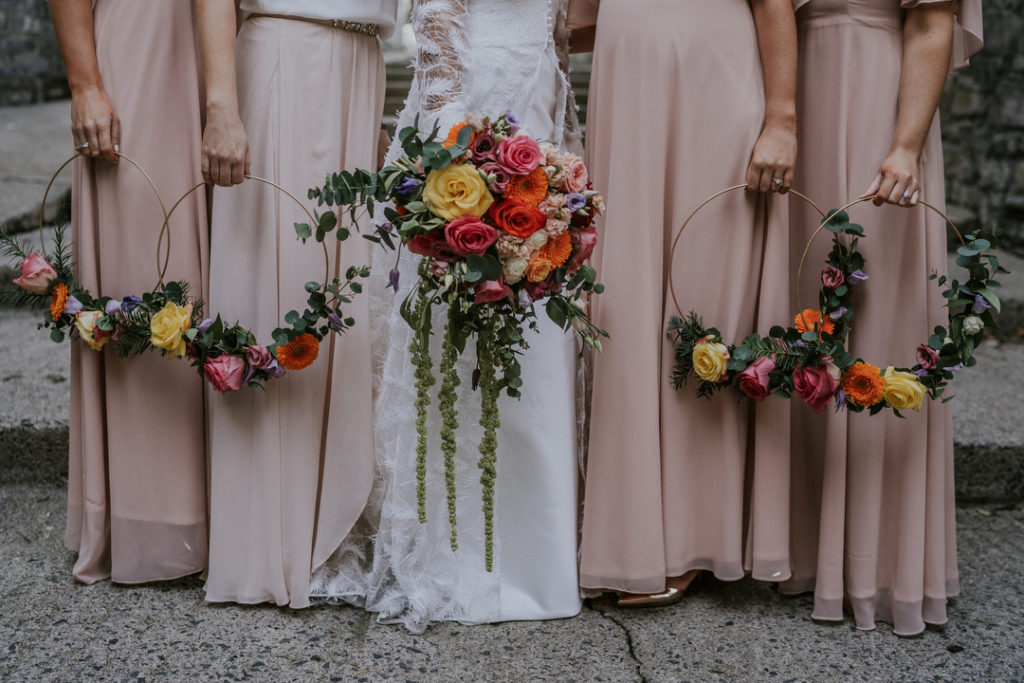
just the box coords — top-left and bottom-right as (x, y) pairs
(243, 366), (258, 386)
(916, 343), (939, 370)
(517, 288), (534, 309)
(387, 268), (400, 292)
(943, 362), (965, 372)
(104, 299), (122, 315)
(395, 176), (420, 196)
(828, 307), (848, 321)
(480, 162), (511, 194)
(914, 368), (929, 378)
(793, 340), (808, 350)
(63, 295), (83, 316)
(470, 131), (498, 162)
(328, 313), (347, 332)
(197, 317), (215, 333)
(566, 193), (586, 212)
(265, 360), (286, 379)
(120, 295), (141, 312)
(849, 269), (869, 282)
(834, 389), (846, 413)
(972, 294), (991, 314)
(504, 110), (520, 132)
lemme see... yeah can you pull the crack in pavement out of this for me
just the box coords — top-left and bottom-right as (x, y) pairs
(593, 606), (647, 683)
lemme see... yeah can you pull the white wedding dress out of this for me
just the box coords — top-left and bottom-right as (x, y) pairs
(310, 0), (584, 632)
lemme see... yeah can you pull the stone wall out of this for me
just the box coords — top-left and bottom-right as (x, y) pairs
(940, 0), (1024, 253)
(0, 0), (67, 106)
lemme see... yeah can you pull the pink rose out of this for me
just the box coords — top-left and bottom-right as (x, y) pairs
(13, 252), (57, 293)
(738, 356), (776, 401)
(565, 226), (598, 274)
(204, 354), (246, 394)
(246, 344), (274, 370)
(793, 362), (839, 413)
(480, 162), (512, 194)
(916, 344), (939, 370)
(444, 216), (498, 257)
(560, 155), (589, 193)
(821, 266), (845, 289)
(407, 231), (458, 262)
(474, 277), (512, 304)
(497, 135), (544, 175)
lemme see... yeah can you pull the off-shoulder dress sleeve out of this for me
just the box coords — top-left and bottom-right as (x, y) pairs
(901, 0), (983, 70)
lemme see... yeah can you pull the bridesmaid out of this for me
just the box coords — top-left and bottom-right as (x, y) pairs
(781, 0), (982, 635)
(50, 0), (209, 584)
(197, 0), (397, 607)
(573, 0), (798, 604)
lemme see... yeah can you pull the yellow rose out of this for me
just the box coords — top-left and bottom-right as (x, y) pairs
(150, 301), (193, 358)
(75, 310), (110, 351)
(883, 366), (926, 412)
(692, 336), (730, 383)
(422, 164), (494, 220)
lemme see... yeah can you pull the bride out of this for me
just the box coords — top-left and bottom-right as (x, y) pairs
(312, 0), (584, 631)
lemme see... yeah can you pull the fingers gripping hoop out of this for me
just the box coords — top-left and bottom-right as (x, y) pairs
(162, 177), (330, 291)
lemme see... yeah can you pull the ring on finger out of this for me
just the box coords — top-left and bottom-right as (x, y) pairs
(77, 142), (90, 150)
(902, 190), (912, 200)
(772, 178), (783, 186)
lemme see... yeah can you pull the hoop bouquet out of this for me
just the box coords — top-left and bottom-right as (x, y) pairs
(2, 153), (370, 394)
(668, 186), (1008, 415)
(309, 112), (606, 568)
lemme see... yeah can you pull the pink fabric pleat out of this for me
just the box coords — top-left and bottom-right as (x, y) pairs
(65, 0), (210, 585)
(203, 17), (383, 608)
(579, 0), (793, 595)
(780, 0), (982, 636)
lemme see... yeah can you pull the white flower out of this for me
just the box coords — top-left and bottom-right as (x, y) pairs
(526, 230), (549, 250)
(963, 315), (984, 335)
(503, 258), (529, 284)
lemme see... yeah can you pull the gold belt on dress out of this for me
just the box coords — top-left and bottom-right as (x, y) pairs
(248, 13), (381, 37)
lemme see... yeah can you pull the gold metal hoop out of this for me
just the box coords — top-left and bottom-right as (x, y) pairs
(37, 152), (169, 262)
(668, 184), (827, 318)
(159, 176), (330, 291)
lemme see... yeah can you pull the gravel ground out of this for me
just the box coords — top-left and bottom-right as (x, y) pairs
(1, 485), (1022, 682)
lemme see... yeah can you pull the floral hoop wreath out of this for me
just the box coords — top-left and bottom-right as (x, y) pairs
(1, 152), (370, 393)
(667, 184), (1009, 415)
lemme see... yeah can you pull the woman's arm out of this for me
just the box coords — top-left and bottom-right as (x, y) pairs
(197, 0), (249, 187)
(747, 0), (798, 194)
(48, 0), (119, 163)
(862, 2), (954, 206)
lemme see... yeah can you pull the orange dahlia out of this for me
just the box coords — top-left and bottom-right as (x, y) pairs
(537, 230), (572, 269)
(50, 283), (68, 321)
(276, 333), (320, 371)
(443, 121), (475, 149)
(842, 362), (886, 407)
(503, 167), (549, 207)
(794, 309), (835, 337)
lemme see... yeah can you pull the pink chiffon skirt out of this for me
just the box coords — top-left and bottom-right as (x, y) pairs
(65, 0), (209, 584)
(203, 17), (384, 608)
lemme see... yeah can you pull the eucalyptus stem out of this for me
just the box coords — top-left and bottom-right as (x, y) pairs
(411, 289), (435, 524)
(438, 302), (461, 551)
(476, 312), (500, 572)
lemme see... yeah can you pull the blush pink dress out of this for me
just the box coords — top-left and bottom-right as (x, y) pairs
(203, 12), (389, 608)
(576, 0), (794, 595)
(65, 0), (210, 584)
(781, 0), (983, 636)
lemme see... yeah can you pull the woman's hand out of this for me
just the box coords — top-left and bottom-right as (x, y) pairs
(746, 121), (796, 194)
(71, 85), (120, 163)
(201, 109), (249, 187)
(861, 147), (920, 206)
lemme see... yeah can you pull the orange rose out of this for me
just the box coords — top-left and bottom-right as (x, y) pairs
(489, 199), (546, 239)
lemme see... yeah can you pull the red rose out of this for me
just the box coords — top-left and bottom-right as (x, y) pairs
(407, 231), (457, 262)
(738, 356), (775, 401)
(565, 226), (598, 274)
(496, 135), (544, 175)
(524, 278), (563, 301)
(793, 363), (839, 413)
(489, 199), (546, 239)
(474, 277), (512, 304)
(444, 215), (498, 257)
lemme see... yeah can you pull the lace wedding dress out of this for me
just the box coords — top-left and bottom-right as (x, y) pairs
(310, 0), (584, 632)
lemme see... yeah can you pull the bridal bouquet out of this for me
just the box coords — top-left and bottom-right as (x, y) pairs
(309, 112), (606, 568)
